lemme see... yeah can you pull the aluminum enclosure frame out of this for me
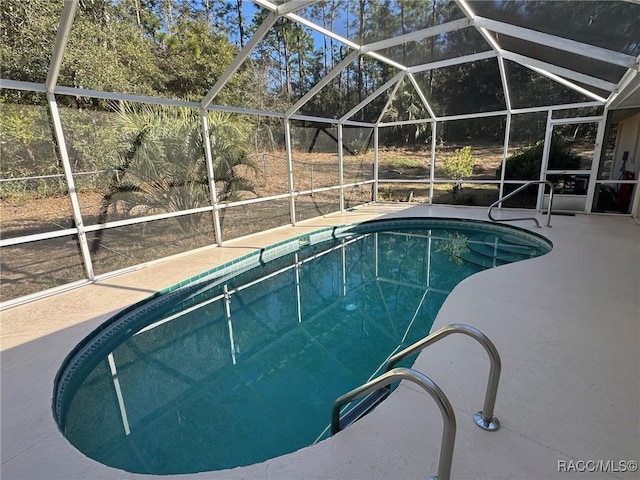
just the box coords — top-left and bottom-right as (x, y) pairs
(1, 0), (639, 307)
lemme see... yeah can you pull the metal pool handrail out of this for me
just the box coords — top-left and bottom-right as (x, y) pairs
(487, 180), (555, 227)
(385, 323), (501, 432)
(331, 367), (456, 480)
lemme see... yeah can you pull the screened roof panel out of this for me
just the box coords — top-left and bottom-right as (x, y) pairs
(490, 32), (630, 85)
(3, 0), (638, 119)
(619, 88), (640, 109)
(560, 80), (611, 103)
(504, 60), (593, 109)
(467, 0), (640, 57)
(295, 0), (465, 45)
(413, 58), (505, 117)
(214, 19), (350, 111)
(375, 27), (491, 68)
(299, 55), (400, 121)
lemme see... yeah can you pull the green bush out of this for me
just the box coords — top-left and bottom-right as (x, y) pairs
(497, 135), (581, 181)
(442, 146), (475, 195)
(442, 146), (475, 180)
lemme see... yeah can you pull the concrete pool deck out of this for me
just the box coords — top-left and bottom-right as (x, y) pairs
(1, 204), (639, 480)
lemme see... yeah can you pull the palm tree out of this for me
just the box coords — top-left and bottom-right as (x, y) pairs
(90, 103), (256, 252)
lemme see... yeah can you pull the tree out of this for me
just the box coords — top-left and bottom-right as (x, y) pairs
(0, 1), (62, 85)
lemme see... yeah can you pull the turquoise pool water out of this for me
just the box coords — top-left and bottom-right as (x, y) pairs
(54, 218), (551, 474)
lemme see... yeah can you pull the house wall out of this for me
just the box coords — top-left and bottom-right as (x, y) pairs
(611, 112), (640, 218)
(613, 112), (640, 179)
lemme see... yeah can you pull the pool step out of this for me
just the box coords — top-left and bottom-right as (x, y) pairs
(482, 233), (542, 253)
(337, 387), (390, 431)
(467, 242), (534, 263)
(457, 233), (539, 268)
(458, 250), (507, 269)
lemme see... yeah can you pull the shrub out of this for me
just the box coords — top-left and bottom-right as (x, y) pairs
(497, 135), (581, 181)
(442, 146), (475, 194)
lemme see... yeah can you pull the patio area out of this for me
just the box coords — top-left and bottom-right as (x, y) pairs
(1, 204), (638, 480)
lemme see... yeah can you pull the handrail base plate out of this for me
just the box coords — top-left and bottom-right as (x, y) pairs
(474, 411), (500, 431)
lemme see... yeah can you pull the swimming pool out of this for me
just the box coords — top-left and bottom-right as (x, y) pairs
(53, 218), (551, 474)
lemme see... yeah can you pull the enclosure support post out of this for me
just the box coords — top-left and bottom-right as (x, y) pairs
(284, 118), (297, 225)
(46, 1), (77, 91)
(373, 126), (379, 202)
(46, 93), (95, 280)
(538, 110), (554, 210)
(498, 113), (512, 206)
(338, 123), (345, 212)
(429, 122), (437, 205)
(585, 112), (609, 213)
(201, 112), (223, 246)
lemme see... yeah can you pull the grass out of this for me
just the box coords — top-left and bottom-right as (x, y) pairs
(389, 157), (425, 170)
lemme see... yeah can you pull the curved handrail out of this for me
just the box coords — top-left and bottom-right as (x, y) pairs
(331, 367), (456, 480)
(487, 180), (554, 227)
(385, 324), (501, 431)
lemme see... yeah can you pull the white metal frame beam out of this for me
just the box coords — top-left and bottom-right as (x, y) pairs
(46, 0), (78, 91)
(606, 54), (640, 108)
(201, 11), (278, 109)
(497, 57), (512, 112)
(340, 71), (405, 123)
(46, 92), (95, 279)
(276, 0), (323, 16)
(375, 74), (407, 124)
(56, 86), (201, 108)
(0, 79), (46, 92)
(407, 73), (437, 119)
(200, 113), (223, 245)
(360, 18), (471, 53)
(474, 16), (637, 68)
(408, 51), (497, 74)
(286, 49), (360, 117)
(455, 0), (511, 114)
(501, 51), (617, 92)
(527, 65), (607, 103)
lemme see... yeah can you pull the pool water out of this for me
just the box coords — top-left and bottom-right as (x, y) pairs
(54, 219), (551, 474)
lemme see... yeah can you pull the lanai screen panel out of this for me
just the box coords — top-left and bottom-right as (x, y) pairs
(0, 95), (74, 239)
(213, 18), (342, 112)
(504, 60), (594, 109)
(379, 76), (432, 123)
(299, 55), (397, 122)
(375, 27), (491, 68)
(412, 58), (506, 116)
(494, 34), (629, 86)
(57, 100), (214, 222)
(467, 0), (640, 104)
(468, 0), (640, 56)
